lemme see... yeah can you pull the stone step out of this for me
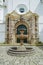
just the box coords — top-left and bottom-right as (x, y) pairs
(7, 50), (34, 56)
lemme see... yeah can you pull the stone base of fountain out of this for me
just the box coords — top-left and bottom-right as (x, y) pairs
(17, 45), (26, 51)
(7, 46), (34, 56)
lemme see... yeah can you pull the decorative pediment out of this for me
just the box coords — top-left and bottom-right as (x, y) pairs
(6, 11), (20, 21)
(23, 11), (39, 20)
(6, 10), (39, 21)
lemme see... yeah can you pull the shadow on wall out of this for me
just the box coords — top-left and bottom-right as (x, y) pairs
(35, 2), (43, 16)
(39, 29), (43, 42)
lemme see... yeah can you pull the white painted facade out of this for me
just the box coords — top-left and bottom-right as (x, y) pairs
(0, 0), (43, 43)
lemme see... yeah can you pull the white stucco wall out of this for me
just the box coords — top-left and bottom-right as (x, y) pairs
(7, 0), (40, 13)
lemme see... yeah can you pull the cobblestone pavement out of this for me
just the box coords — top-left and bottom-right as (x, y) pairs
(0, 46), (43, 65)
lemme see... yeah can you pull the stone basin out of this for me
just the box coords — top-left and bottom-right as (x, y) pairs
(7, 46), (34, 56)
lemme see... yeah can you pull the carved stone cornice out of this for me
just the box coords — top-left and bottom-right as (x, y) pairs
(6, 10), (39, 22)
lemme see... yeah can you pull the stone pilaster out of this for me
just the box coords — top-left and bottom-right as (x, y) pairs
(5, 16), (10, 44)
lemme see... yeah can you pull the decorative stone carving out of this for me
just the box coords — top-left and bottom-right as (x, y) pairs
(5, 11), (39, 45)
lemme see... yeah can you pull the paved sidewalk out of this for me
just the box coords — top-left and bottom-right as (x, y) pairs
(0, 46), (43, 65)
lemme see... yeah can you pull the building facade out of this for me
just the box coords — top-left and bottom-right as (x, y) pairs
(5, 4), (39, 45)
